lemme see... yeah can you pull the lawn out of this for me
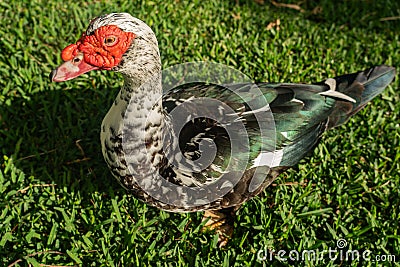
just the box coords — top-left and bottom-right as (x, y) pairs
(0, 0), (399, 266)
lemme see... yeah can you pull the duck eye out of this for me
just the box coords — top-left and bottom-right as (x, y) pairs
(104, 36), (117, 46)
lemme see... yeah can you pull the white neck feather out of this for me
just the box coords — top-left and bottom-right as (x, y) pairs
(99, 14), (165, 181)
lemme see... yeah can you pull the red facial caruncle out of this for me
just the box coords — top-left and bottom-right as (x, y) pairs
(61, 25), (135, 70)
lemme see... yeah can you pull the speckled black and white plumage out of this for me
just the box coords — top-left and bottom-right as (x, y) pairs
(90, 13), (396, 213)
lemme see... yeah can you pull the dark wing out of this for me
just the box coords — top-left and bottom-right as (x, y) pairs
(160, 81), (335, 187)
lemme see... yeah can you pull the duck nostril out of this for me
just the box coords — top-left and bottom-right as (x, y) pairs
(73, 57), (81, 63)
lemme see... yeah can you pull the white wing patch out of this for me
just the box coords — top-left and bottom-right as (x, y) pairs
(319, 78), (356, 103)
(240, 105), (270, 116)
(251, 149), (284, 168)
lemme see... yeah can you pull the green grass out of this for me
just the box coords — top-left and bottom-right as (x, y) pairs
(1, 0), (399, 266)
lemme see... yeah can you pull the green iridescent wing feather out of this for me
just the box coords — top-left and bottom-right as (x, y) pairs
(162, 65), (395, 186)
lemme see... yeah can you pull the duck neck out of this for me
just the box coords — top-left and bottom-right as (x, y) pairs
(116, 25), (163, 129)
(101, 39), (165, 179)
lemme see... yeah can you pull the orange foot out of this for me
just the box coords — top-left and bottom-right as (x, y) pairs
(202, 208), (238, 247)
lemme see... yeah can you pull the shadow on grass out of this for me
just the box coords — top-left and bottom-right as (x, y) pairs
(238, 0), (399, 33)
(0, 86), (122, 196)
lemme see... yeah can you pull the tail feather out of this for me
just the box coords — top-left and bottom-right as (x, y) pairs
(326, 65), (396, 128)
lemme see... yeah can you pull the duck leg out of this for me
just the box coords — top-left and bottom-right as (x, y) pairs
(202, 206), (240, 247)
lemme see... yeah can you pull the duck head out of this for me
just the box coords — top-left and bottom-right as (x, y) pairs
(50, 13), (161, 83)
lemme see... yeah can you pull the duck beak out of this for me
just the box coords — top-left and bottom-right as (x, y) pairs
(50, 53), (99, 82)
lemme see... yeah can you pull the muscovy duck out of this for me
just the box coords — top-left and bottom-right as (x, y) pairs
(50, 13), (395, 245)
